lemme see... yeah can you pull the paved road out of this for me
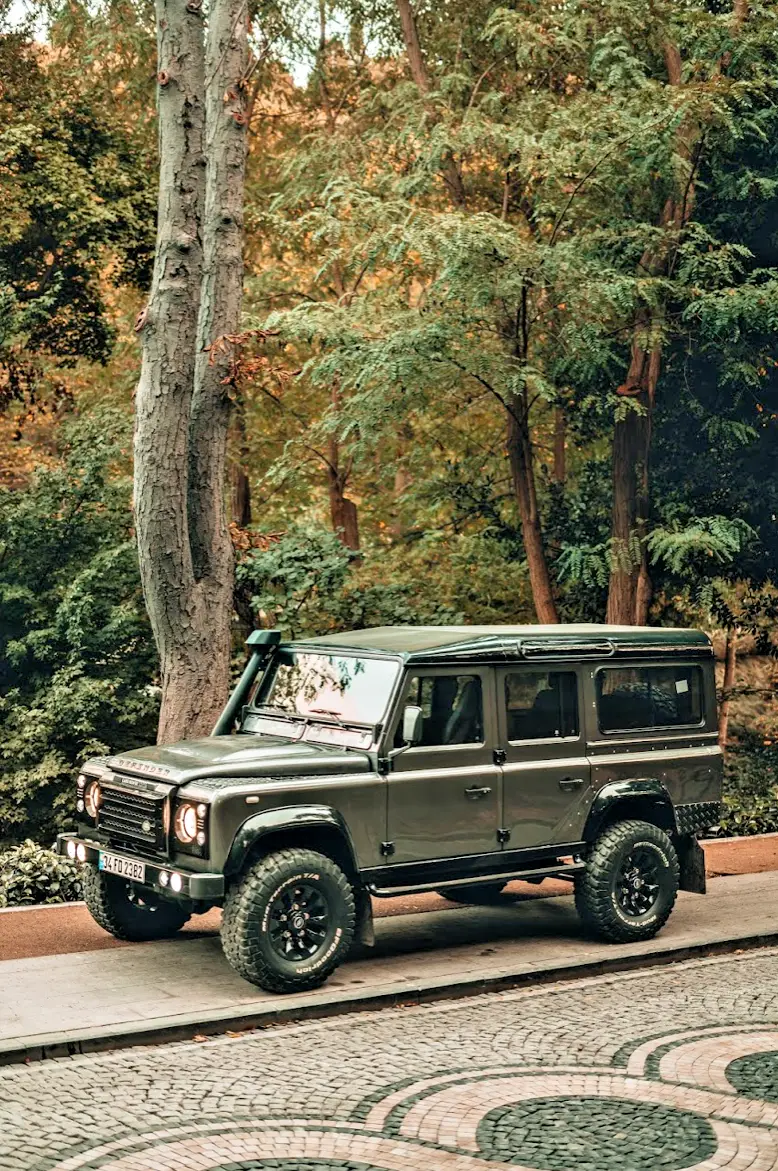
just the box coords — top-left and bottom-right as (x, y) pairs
(2, 949), (778, 1170)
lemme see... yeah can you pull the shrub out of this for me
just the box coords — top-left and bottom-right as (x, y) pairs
(0, 839), (82, 907)
(710, 736), (778, 837)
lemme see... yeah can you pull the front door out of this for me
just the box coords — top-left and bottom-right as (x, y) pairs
(496, 666), (591, 850)
(386, 667), (501, 863)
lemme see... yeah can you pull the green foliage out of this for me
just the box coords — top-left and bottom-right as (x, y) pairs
(0, 9), (155, 415)
(0, 409), (159, 847)
(0, 839), (82, 907)
(236, 524), (463, 638)
(714, 739), (778, 838)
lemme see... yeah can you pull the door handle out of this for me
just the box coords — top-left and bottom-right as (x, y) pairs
(465, 785), (492, 799)
(558, 777), (585, 791)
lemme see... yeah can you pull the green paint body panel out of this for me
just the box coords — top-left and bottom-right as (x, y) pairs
(61, 624), (722, 905)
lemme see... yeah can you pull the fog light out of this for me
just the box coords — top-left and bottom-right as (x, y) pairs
(197, 804), (207, 818)
(159, 871), (169, 887)
(170, 872), (183, 893)
(76, 799), (85, 813)
(76, 843), (87, 862)
(66, 840), (77, 859)
(196, 831), (206, 847)
(77, 774), (86, 790)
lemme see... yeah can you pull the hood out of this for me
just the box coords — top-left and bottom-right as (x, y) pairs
(107, 735), (371, 785)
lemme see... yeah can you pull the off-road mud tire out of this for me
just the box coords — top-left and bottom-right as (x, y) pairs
(221, 847), (356, 993)
(575, 819), (679, 944)
(82, 865), (191, 941)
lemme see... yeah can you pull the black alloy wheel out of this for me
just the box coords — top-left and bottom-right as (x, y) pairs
(82, 865), (191, 941)
(221, 847), (356, 993)
(614, 846), (661, 919)
(574, 818), (679, 944)
(267, 881), (330, 962)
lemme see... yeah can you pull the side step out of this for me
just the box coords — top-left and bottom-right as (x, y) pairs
(367, 860), (585, 899)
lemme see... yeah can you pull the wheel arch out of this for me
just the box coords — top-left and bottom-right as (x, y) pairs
(583, 779), (677, 843)
(224, 805), (374, 946)
(225, 804), (360, 882)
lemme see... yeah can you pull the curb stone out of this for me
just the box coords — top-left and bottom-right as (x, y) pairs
(2, 929), (777, 1068)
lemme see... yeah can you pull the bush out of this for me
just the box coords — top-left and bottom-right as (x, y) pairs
(0, 839), (82, 907)
(711, 736), (778, 836)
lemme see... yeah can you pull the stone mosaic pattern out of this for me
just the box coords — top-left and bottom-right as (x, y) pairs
(3, 950), (778, 1170)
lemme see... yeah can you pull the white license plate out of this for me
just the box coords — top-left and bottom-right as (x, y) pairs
(98, 852), (146, 882)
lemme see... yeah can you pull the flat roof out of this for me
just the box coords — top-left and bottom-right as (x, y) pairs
(293, 624), (712, 661)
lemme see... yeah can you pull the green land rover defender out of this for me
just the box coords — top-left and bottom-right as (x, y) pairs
(58, 624), (722, 994)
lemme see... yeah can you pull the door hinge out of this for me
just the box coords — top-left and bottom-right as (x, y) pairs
(493, 748), (507, 766)
(380, 841), (395, 857)
(497, 827), (511, 845)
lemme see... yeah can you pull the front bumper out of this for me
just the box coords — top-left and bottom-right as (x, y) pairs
(56, 833), (225, 901)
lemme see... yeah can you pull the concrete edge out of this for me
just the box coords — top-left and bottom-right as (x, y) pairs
(3, 930), (778, 1068)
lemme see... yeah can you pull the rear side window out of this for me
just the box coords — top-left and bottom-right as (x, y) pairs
(504, 671), (579, 741)
(597, 666), (704, 732)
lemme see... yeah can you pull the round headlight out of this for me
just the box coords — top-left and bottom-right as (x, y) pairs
(174, 803), (198, 843)
(84, 781), (102, 820)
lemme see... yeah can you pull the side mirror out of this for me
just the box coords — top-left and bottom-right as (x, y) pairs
(402, 704), (424, 747)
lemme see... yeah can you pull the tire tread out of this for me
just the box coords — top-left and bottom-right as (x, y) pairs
(221, 847), (355, 993)
(575, 818), (679, 943)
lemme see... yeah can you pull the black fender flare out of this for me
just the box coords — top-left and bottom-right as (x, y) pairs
(225, 803), (359, 877)
(224, 804), (375, 945)
(583, 778), (677, 842)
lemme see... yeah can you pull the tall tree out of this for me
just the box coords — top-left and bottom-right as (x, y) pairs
(134, 0), (248, 742)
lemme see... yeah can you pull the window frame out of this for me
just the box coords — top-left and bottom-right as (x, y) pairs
(502, 667), (581, 746)
(383, 666), (495, 759)
(594, 662), (706, 736)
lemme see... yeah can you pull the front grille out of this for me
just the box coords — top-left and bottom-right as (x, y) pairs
(99, 786), (167, 858)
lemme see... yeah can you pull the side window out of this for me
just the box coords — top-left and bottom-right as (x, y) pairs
(397, 674), (484, 747)
(597, 666), (704, 732)
(504, 671), (579, 741)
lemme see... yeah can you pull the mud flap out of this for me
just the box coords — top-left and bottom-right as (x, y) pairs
(677, 834), (706, 894)
(355, 885), (375, 947)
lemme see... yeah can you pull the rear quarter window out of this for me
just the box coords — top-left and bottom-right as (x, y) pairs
(596, 665), (704, 733)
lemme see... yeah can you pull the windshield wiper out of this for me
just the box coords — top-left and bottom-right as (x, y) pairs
(308, 707), (345, 726)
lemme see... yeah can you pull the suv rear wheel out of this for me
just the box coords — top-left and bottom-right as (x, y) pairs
(82, 866), (191, 941)
(221, 847), (356, 993)
(575, 819), (679, 943)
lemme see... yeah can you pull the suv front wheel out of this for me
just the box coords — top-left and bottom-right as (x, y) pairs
(82, 866), (191, 941)
(575, 819), (679, 943)
(221, 847), (356, 993)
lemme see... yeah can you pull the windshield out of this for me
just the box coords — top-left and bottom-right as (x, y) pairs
(253, 651), (399, 726)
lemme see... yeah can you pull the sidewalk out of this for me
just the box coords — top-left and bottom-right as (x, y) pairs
(2, 831), (775, 962)
(2, 870), (778, 1066)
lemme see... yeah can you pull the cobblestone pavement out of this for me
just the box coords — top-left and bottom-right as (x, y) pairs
(2, 950), (778, 1171)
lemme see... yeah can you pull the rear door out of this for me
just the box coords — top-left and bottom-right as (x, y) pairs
(496, 666), (591, 850)
(386, 667), (502, 863)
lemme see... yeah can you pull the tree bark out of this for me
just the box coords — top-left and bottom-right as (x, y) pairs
(718, 627), (739, 750)
(327, 391), (360, 552)
(552, 406), (566, 484)
(134, 0), (208, 743)
(395, 0), (466, 207)
(606, 6), (749, 624)
(134, 0), (248, 744)
(507, 392), (559, 623)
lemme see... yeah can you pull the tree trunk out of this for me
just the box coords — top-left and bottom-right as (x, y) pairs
(395, 0), (466, 207)
(327, 431), (360, 552)
(606, 331), (658, 625)
(507, 393), (559, 623)
(552, 406), (566, 484)
(604, 7), (749, 625)
(134, 0), (248, 744)
(718, 627), (739, 750)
